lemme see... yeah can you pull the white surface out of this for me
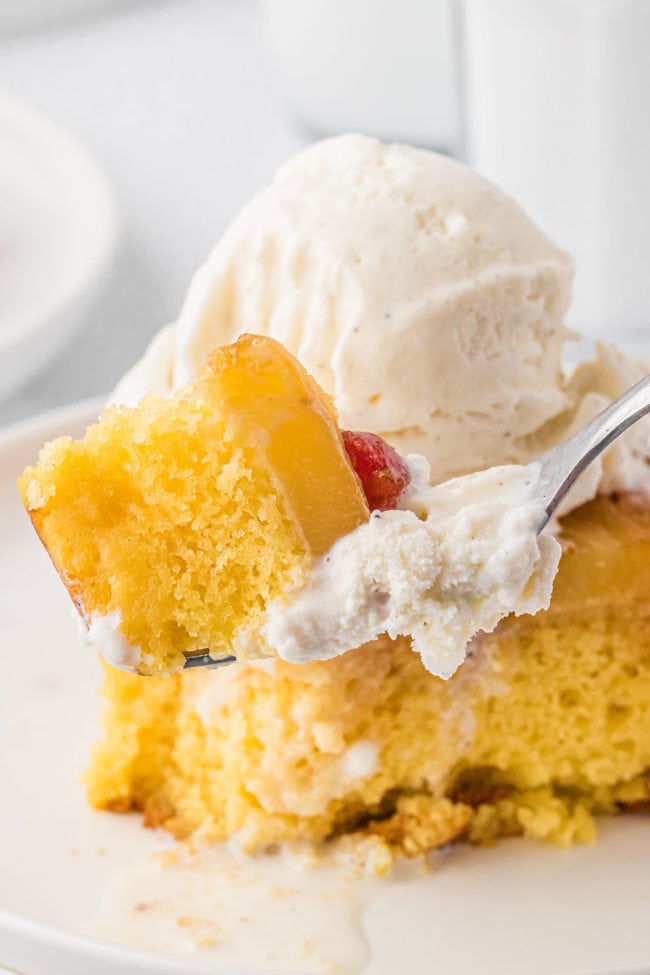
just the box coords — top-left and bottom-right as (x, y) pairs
(2, 400), (650, 975)
(0, 0), (304, 427)
(0, 0), (132, 34)
(264, 0), (459, 150)
(0, 91), (117, 399)
(461, 0), (650, 341)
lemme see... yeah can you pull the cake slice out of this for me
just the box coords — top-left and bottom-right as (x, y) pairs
(18, 334), (369, 677)
(85, 493), (650, 857)
(23, 329), (648, 860)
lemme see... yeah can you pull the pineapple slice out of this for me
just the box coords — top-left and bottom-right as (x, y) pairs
(208, 335), (369, 555)
(18, 335), (369, 676)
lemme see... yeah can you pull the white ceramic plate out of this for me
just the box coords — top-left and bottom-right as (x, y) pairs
(2, 401), (650, 975)
(0, 94), (117, 399)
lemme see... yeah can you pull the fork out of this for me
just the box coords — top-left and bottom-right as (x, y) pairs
(183, 373), (650, 670)
(533, 372), (650, 532)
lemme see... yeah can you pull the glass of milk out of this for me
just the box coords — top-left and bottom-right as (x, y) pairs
(460, 0), (650, 348)
(264, 0), (460, 153)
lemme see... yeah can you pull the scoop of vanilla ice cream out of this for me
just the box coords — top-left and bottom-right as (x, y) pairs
(114, 134), (575, 483)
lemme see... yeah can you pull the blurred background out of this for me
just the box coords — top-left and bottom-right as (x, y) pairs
(1, 0), (649, 426)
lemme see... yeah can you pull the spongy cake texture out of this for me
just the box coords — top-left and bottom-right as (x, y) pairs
(86, 495), (650, 856)
(18, 336), (368, 676)
(21, 392), (305, 675)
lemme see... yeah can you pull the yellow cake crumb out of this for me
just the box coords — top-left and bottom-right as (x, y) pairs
(85, 494), (650, 856)
(17, 335), (368, 676)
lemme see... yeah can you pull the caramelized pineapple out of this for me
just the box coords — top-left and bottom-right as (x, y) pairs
(542, 493), (650, 616)
(208, 335), (369, 555)
(18, 335), (369, 676)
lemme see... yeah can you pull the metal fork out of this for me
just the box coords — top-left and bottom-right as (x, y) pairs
(182, 373), (650, 670)
(182, 649), (236, 670)
(533, 372), (650, 532)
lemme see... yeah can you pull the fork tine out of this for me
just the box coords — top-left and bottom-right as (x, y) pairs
(182, 650), (237, 670)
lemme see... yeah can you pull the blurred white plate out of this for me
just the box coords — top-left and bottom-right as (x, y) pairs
(1, 402), (650, 975)
(0, 94), (117, 399)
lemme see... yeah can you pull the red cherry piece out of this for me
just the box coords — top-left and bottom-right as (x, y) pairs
(342, 430), (411, 511)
